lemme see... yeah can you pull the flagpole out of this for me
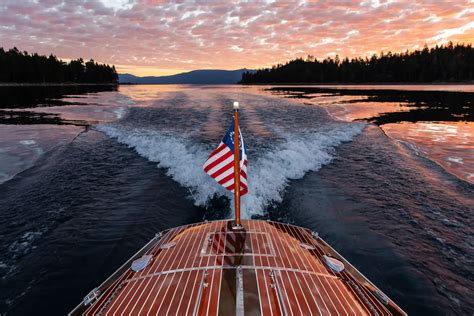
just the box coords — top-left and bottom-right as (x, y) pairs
(233, 101), (242, 228)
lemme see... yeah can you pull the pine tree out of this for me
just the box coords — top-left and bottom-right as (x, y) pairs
(240, 43), (474, 84)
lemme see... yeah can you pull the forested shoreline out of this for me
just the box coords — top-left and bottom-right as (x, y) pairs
(0, 47), (118, 84)
(241, 43), (474, 84)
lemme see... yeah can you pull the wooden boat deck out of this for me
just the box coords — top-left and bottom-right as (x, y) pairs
(72, 219), (406, 315)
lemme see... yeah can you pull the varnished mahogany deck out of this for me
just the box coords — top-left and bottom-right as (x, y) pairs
(71, 220), (406, 315)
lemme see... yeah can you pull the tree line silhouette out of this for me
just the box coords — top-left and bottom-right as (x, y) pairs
(241, 42), (474, 84)
(0, 47), (118, 84)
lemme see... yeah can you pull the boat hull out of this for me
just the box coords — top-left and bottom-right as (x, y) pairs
(70, 219), (406, 315)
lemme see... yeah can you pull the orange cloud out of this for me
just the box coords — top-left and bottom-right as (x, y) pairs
(0, 0), (473, 76)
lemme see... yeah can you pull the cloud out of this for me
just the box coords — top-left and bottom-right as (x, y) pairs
(0, 0), (473, 75)
(431, 21), (474, 42)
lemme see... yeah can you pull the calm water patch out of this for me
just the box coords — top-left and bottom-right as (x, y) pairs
(270, 86), (474, 184)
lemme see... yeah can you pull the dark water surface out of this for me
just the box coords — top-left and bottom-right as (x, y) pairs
(0, 84), (473, 315)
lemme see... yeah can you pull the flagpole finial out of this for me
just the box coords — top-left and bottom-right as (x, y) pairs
(233, 101), (239, 110)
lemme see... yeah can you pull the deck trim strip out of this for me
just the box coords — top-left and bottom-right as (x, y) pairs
(121, 265), (339, 284)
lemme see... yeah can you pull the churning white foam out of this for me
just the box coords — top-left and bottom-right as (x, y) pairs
(113, 107), (128, 119)
(243, 124), (365, 215)
(97, 125), (221, 207)
(97, 122), (365, 217)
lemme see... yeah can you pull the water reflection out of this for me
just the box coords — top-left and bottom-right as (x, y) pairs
(0, 85), (124, 184)
(0, 85), (117, 109)
(0, 125), (82, 183)
(270, 86), (474, 184)
(270, 86), (473, 124)
(0, 85), (119, 126)
(118, 84), (192, 103)
(383, 122), (474, 183)
(0, 110), (90, 126)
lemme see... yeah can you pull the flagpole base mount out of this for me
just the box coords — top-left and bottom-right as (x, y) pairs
(231, 223), (244, 231)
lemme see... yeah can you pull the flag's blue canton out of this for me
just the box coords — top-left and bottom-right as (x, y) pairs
(222, 120), (245, 159)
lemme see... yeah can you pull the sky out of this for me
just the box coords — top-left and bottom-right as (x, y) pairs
(1, 0), (473, 76)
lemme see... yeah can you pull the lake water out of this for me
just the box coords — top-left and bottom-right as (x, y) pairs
(0, 84), (473, 315)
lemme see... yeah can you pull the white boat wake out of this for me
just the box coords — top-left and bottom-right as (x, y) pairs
(97, 122), (365, 217)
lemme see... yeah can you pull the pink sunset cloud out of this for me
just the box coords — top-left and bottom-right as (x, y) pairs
(1, 0), (473, 76)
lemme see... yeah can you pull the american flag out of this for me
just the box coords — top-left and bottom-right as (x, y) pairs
(203, 119), (248, 195)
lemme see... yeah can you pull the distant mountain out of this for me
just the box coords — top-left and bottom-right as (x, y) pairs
(119, 69), (252, 84)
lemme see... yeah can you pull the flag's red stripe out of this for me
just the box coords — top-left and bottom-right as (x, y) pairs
(204, 150), (232, 173)
(218, 172), (235, 186)
(204, 143), (227, 162)
(207, 143), (227, 159)
(226, 183), (248, 196)
(222, 174), (248, 193)
(240, 182), (248, 195)
(203, 144), (227, 169)
(210, 161), (234, 179)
